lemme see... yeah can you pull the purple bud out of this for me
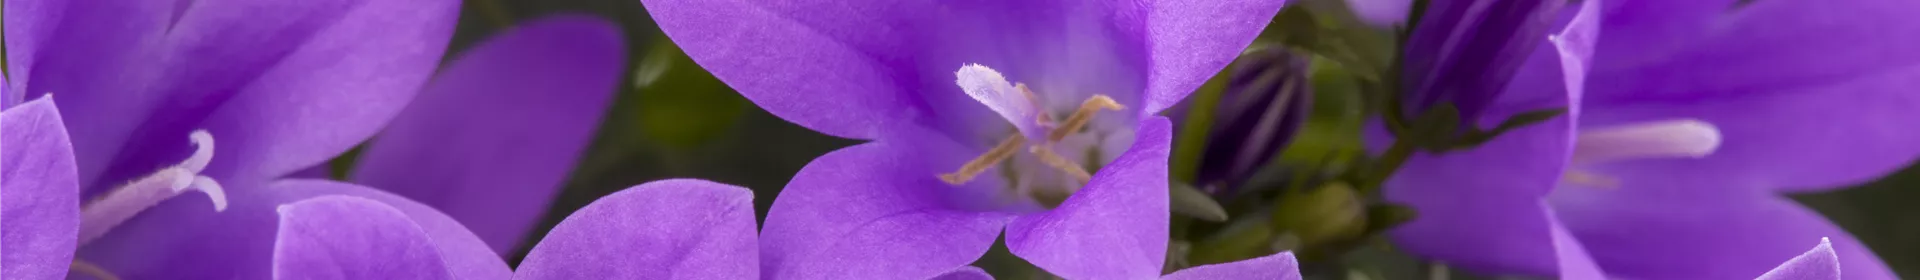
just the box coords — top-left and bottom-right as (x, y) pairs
(1401, 0), (1567, 122)
(1196, 47), (1313, 190)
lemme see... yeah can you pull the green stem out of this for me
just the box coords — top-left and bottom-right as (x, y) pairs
(1358, 139), (1415, 194)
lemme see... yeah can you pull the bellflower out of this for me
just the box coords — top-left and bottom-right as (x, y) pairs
(4, 0), (624, 276)
(267, 179), (998, 280)
(1385, 0), (1920, 279)
(1, 95), (80, 280)
(640, 0), (1289, 278)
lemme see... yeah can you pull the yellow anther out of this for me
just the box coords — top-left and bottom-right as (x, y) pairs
(1047, 94), (1124, 143)
(1017, 83), (1056, 127)
(1561, 171), (1619, 189)
(940, 134), (1028, 185)
(1029, 146), (1094, 185)
(72, 260), (123, 280)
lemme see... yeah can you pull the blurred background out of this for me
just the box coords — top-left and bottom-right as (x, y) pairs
(345, 0), (1920, 278)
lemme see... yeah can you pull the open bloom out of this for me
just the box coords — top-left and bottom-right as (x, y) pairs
(3, 0), (624, 276)
(641, 0), (1291, 278)
(269, 179), (999, 280)
(1385, 0), (1920, 279)
(1, 95), (80, 280)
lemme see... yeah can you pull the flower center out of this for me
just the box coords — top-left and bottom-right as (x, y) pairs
(78, 130), (230, 245)
(940, 64), (1125, 206)
(1561, 119), (1722, 187)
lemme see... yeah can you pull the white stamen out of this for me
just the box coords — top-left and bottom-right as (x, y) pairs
(956, 64), (1038, 129)
(1571, 119), (1721, 165)
(182, 130), (214, 172)
(77, 130), (230, 245)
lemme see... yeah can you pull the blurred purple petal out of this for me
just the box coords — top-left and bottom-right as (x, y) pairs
(78, 180), (508, 279)
(1007, 117), (1172, 279)
(1383, 72), (1575, 275)
(4, 0), (174, 189)
(194, 0), (459, 185)
(516, 180), (758, 280)
(272, 195), (452, 280)
(638, 0), (937, 139)
(1140, 0), (1291, 114)
(1756, 239), (1841, 280)
(1550, 189), (1893, 280)
(351, 15), (624, 253)
(1162, 251), (1301, 280)
(758, 129), (1015, 279)
(1581, 0), (1920, 192)
(930, 266), (994, 280)
(1548, 207), (1604, 280)
(1, 96), (80, 279)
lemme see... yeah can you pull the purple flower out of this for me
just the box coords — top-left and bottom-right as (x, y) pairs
(3, 0), (624, 276)
(268, 179), (1302, 279)
(1386, 0), (1920, 279)
(269, 179), (998, 280)
(1557, 237), (1844, 280)
(1, 95), (80, 279)
(640, 0), (1291, 278)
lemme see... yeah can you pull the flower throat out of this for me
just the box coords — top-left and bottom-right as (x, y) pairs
(940, 64), (1125, 206)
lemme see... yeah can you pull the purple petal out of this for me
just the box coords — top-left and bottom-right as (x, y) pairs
(515, 179), (758, 280)
(192, 0), (459, 185)
(1547, 206), (1604, 280)
(1579, 68), (1920, 192)
(1549, 189), (1894, 280)
(76, 180), (509, 280)
(1578, 0), (1920, 191)
(1, 96), (80, 279)
(5, 0), (173, 190)
(930, 266), (994, 280)
(350, 15), (624, 253)
(638, 0), (938, 139)
(1141, 0), (1291, 114)
(1006, 117), (1172, 279)
(1383, 56), (1577, 275)
(1162, 251), (1301, 280)
(272, 195), (453, 280)
(1756, 239), (1841, 280)
(758, 128), (1015, 279)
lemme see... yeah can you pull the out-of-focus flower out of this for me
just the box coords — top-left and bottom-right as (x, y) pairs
(1387, 0), (1920, 279)
(1557, 237), (1844, 280)
(0, 95), (81, 279)
(639, 0), (1289, 278)
(269, 179), (997, 280)
(2, 0), (624, 276)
